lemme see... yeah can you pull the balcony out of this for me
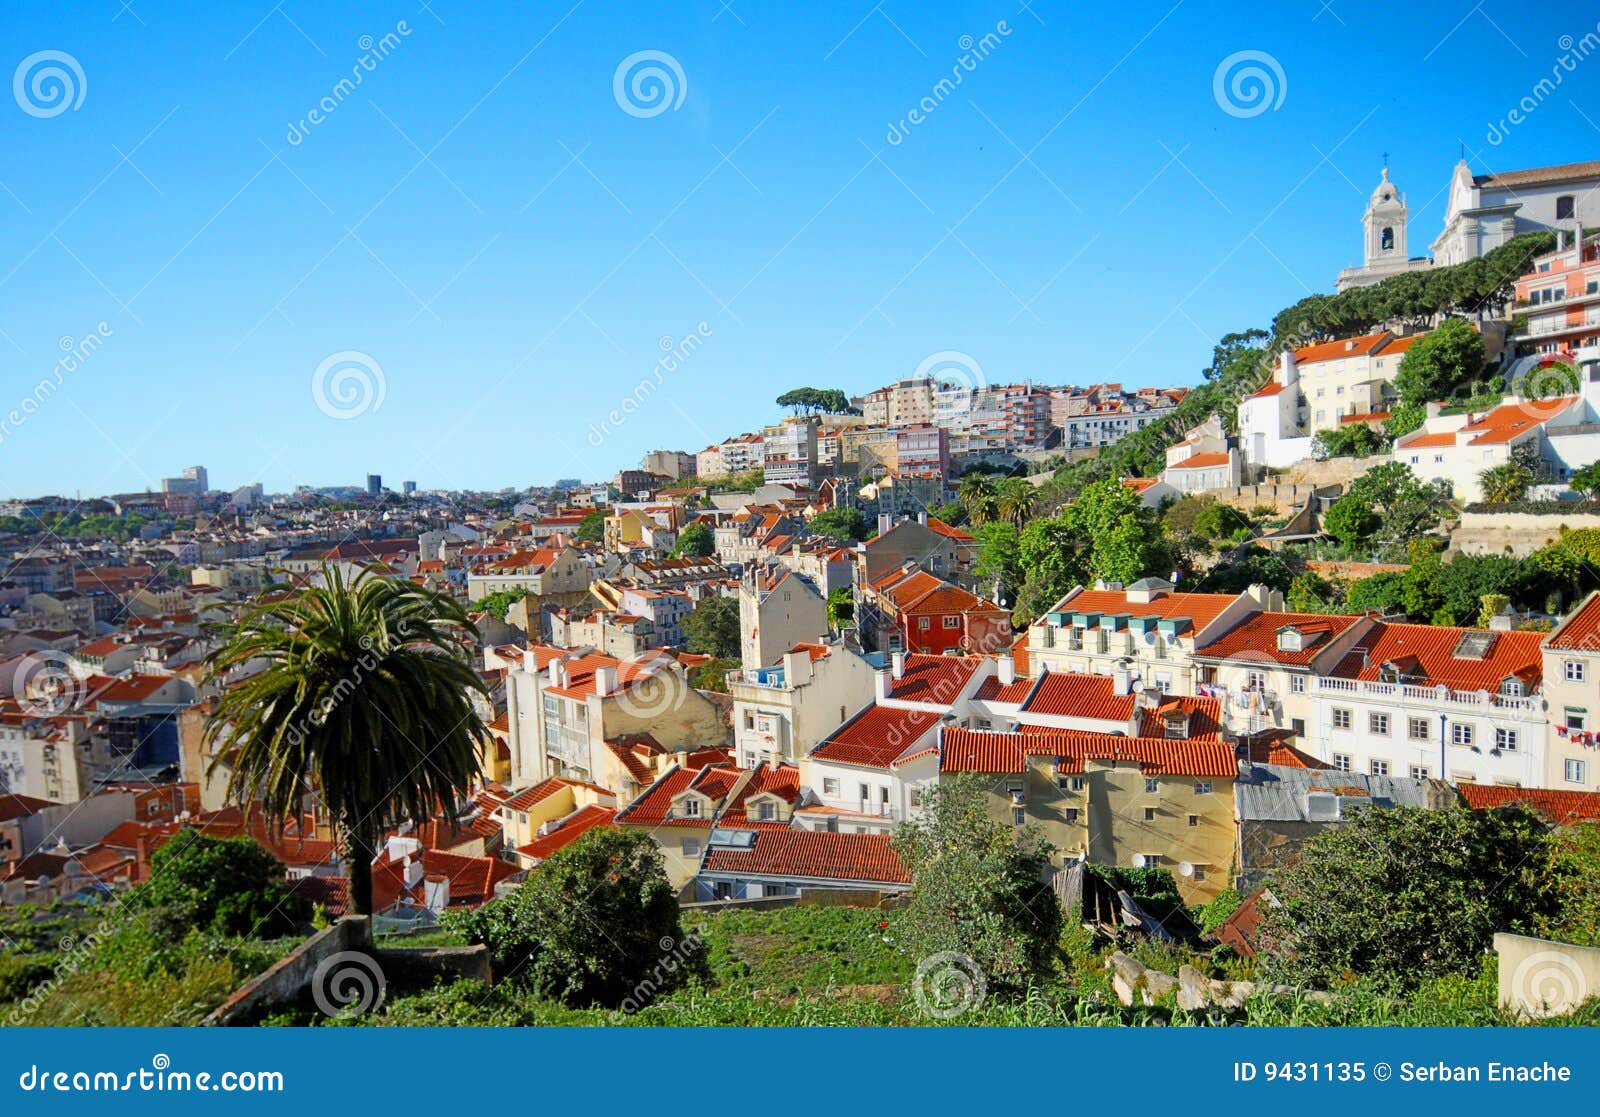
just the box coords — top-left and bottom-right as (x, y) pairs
(1312, 676), (1538, 713)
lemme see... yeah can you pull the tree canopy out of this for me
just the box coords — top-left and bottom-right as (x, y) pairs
(776, 387), (853, 415)
(682, 595), (741, 659)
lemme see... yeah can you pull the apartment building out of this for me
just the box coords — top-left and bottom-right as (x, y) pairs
(1542, 592), (1600, 792)
(727, 640), (879, 767)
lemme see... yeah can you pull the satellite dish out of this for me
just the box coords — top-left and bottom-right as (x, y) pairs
(1142, 630), (1157, 645)
(1132, 854), (1148, 868)
(1178, 862), (1195, 878)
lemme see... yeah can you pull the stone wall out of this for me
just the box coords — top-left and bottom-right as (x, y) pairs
(1495, 932), (1600, 1018)
(205, 917), (370, 1026)
(1200, 483), (1337, 515)
(1451, 510), (1600, 558)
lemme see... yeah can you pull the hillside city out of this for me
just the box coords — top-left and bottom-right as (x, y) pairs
(4, 155), (1600, 1027)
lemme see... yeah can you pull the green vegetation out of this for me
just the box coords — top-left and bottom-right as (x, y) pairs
(776, 387), (854, 415)
(891, 777), (1062, 994)
(670, 521), (715, 557)
(1478, 445), (1541, 506)
(1394, 317), (1486, 405)
(1012, 478), (1173, 623)
(204, 565), (490, 915)
(1570, 461), (1600, 500)
(1322, 462), (1453, 553)
(826, 586), (854, 631)
(126, 832), (306, 937)
(808, 507), (870, 542)
(681, 594), (740, 659)
(0, 511), (162, 541)
(454, 829), (706, 1008)
(1259, 806), (1557, 992)
(1311, 422), (1388, 460)
(575, 510), (606, 542)
(471, 588), (529, 620)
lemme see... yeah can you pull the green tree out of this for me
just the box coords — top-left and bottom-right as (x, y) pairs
(204, 565), (490, 915)
(472, 588), (529, 620)
(682, 595), (741, 659)
(826, 586), (854, 631)
(1193, 501), (1252, 542)
(809, 507), (870, 542)
(1060, 477), (1170, 585)
(1258, 806), (1557, 991)
(1384, 400), (1427, 440)
(959, 473), (999, 526)
(455, 829), (707, 1008)
(1345, 570), (1405, 613)
(1394, 318), (1485, 405)
(972, 521), (1021, 600)
(1286, 571), (1342, 613)
(1570, 461), (1600, 500)
(1541, 823), (1600, 947)
(1326, 462), (1452, 552)
(576, 510), (606, 542)
(1312, 423), (1388, 460)
(128, 832), (306, 937)
(1478, 446), (1539, 506)
(670, 521), (715, 558)
(890, 776), (1061, 995)
(994, 477), (1038, 530)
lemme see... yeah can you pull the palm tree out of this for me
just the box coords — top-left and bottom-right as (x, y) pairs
(204, 564), (489, 916)
(959, 473), (999, 525)
(995, 477), (1038, 530)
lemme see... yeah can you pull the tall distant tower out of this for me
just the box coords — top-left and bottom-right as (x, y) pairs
(1336, 165), (1429, 291)
(1363, 167), (1408, 268)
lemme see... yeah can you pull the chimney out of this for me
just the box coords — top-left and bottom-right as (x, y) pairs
(1112, 666), (1131, 697)
(547, 659), (563, 687)
(917, 511), (927, 525)
(403, 856), (424, 890)
(997, 654), (1016, 686)
(594, 665), (618, 697)
(423, 874), (450, 913)
(891, 651), (906, 679)
(874, 669), (891, 702)
(876, 512), (893, 537)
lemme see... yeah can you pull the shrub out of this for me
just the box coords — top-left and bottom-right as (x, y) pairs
(126, 831), (305, 938)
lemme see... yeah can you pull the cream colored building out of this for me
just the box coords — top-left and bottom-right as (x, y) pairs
(1542, 592), (1600, 793)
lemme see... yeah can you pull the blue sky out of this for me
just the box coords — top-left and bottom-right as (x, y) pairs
(2, 0), (1597, 497)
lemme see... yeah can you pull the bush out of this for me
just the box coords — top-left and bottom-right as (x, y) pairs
(454, 828), (705, 1009)
(126, 831), (306, 938)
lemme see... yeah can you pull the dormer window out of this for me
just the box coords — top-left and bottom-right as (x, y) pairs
(1500, 678), (1525, 698)
(681, 797), (702, 819)
(1163, 713), (1190, 740)
(1277, 627), (1304, 653)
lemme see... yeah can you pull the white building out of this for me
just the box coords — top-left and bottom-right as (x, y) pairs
(1434, 159), (1600, 267)
(727, 640), (879, 769)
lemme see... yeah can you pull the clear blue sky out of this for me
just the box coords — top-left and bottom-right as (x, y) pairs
(2, 0), (1596, 498)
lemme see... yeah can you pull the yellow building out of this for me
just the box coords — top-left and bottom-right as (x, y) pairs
(940, 721), (1239, 905)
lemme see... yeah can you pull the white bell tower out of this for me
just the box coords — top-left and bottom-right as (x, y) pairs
(1362, 166), (1409, 267)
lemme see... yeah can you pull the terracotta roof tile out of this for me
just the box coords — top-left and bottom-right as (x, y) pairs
(700, 829), (910, 885)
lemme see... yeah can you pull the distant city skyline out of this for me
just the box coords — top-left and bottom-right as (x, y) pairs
(3, 2), (1597, 498)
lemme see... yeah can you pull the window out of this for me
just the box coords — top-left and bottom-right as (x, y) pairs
(1012, 808), (1026, 826)
(1495, 728), (1518, 752)
(1144, 807), (1157, 821)
(1070, 776), (1087, 792)
(1064, 808), (1081, 825)
(909, 789), (923, 809)
(681, 798), (702, 818)
(1567, 660), (1587, 683)
(1333, 753), (1352, 772)
(1568, 707), (1589, 731)
(1557, 194), (1576, 220)
(1566, 759), (1589, 785)
(822, 777), (840, 795)
(743, 711), (755, 729)
(1187, 814), (1199, 828)
(1369, 712), (1390, 735)
(858, 783), (870, 802)
(1246, 671), (1267, 692)
(1331, 708), (1352, 731)
(1290, 675), (1305, 694)
(1452, 723), (1474, 747)
(942, 615), (960, 629)
(1194, 780), (1213, 796)
(1192, 866), (1207, 882)
(1409, 765), (1430, 780)
(758, 801), (777, 821)
(1370, 759), (1390, 776)
(1145, 777), (1160, 793)
(1408, 717), (1431, 741)
(1291, 717), (1305, 735)
(918, 616), (931, 631)
(1501, 679), (1524, 697)
(681, 838), (701, 856)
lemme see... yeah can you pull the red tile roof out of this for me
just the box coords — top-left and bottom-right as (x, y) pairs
(700, 829), (910, 885)
(924, 516), (975, 542)
(516, 805), (616, 861)
(1021, 671), (1134, 721)
(1331, 622), (1544, 692)
(1459, 784), (1600, 824)
(1137, 695), (1223, 740)
(1195, 611), (1363, 667)
(0, 793), (56, 822)
(972, 676), (1034, 703)
(810, 704), (942, 769)
(616, 765), (739, 827)
(887, 653), (984, 705)
(1461, 398), (1578, 445)
(1293, 331), (1390, 364)
(1548, 592), (1600, 652)
(1050, 587), (1239, 632)
(1168, 452), (1231, 470)
(941, 727), (1238, 778)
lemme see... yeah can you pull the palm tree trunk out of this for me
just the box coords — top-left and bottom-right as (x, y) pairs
(346, 824), (377, 917)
